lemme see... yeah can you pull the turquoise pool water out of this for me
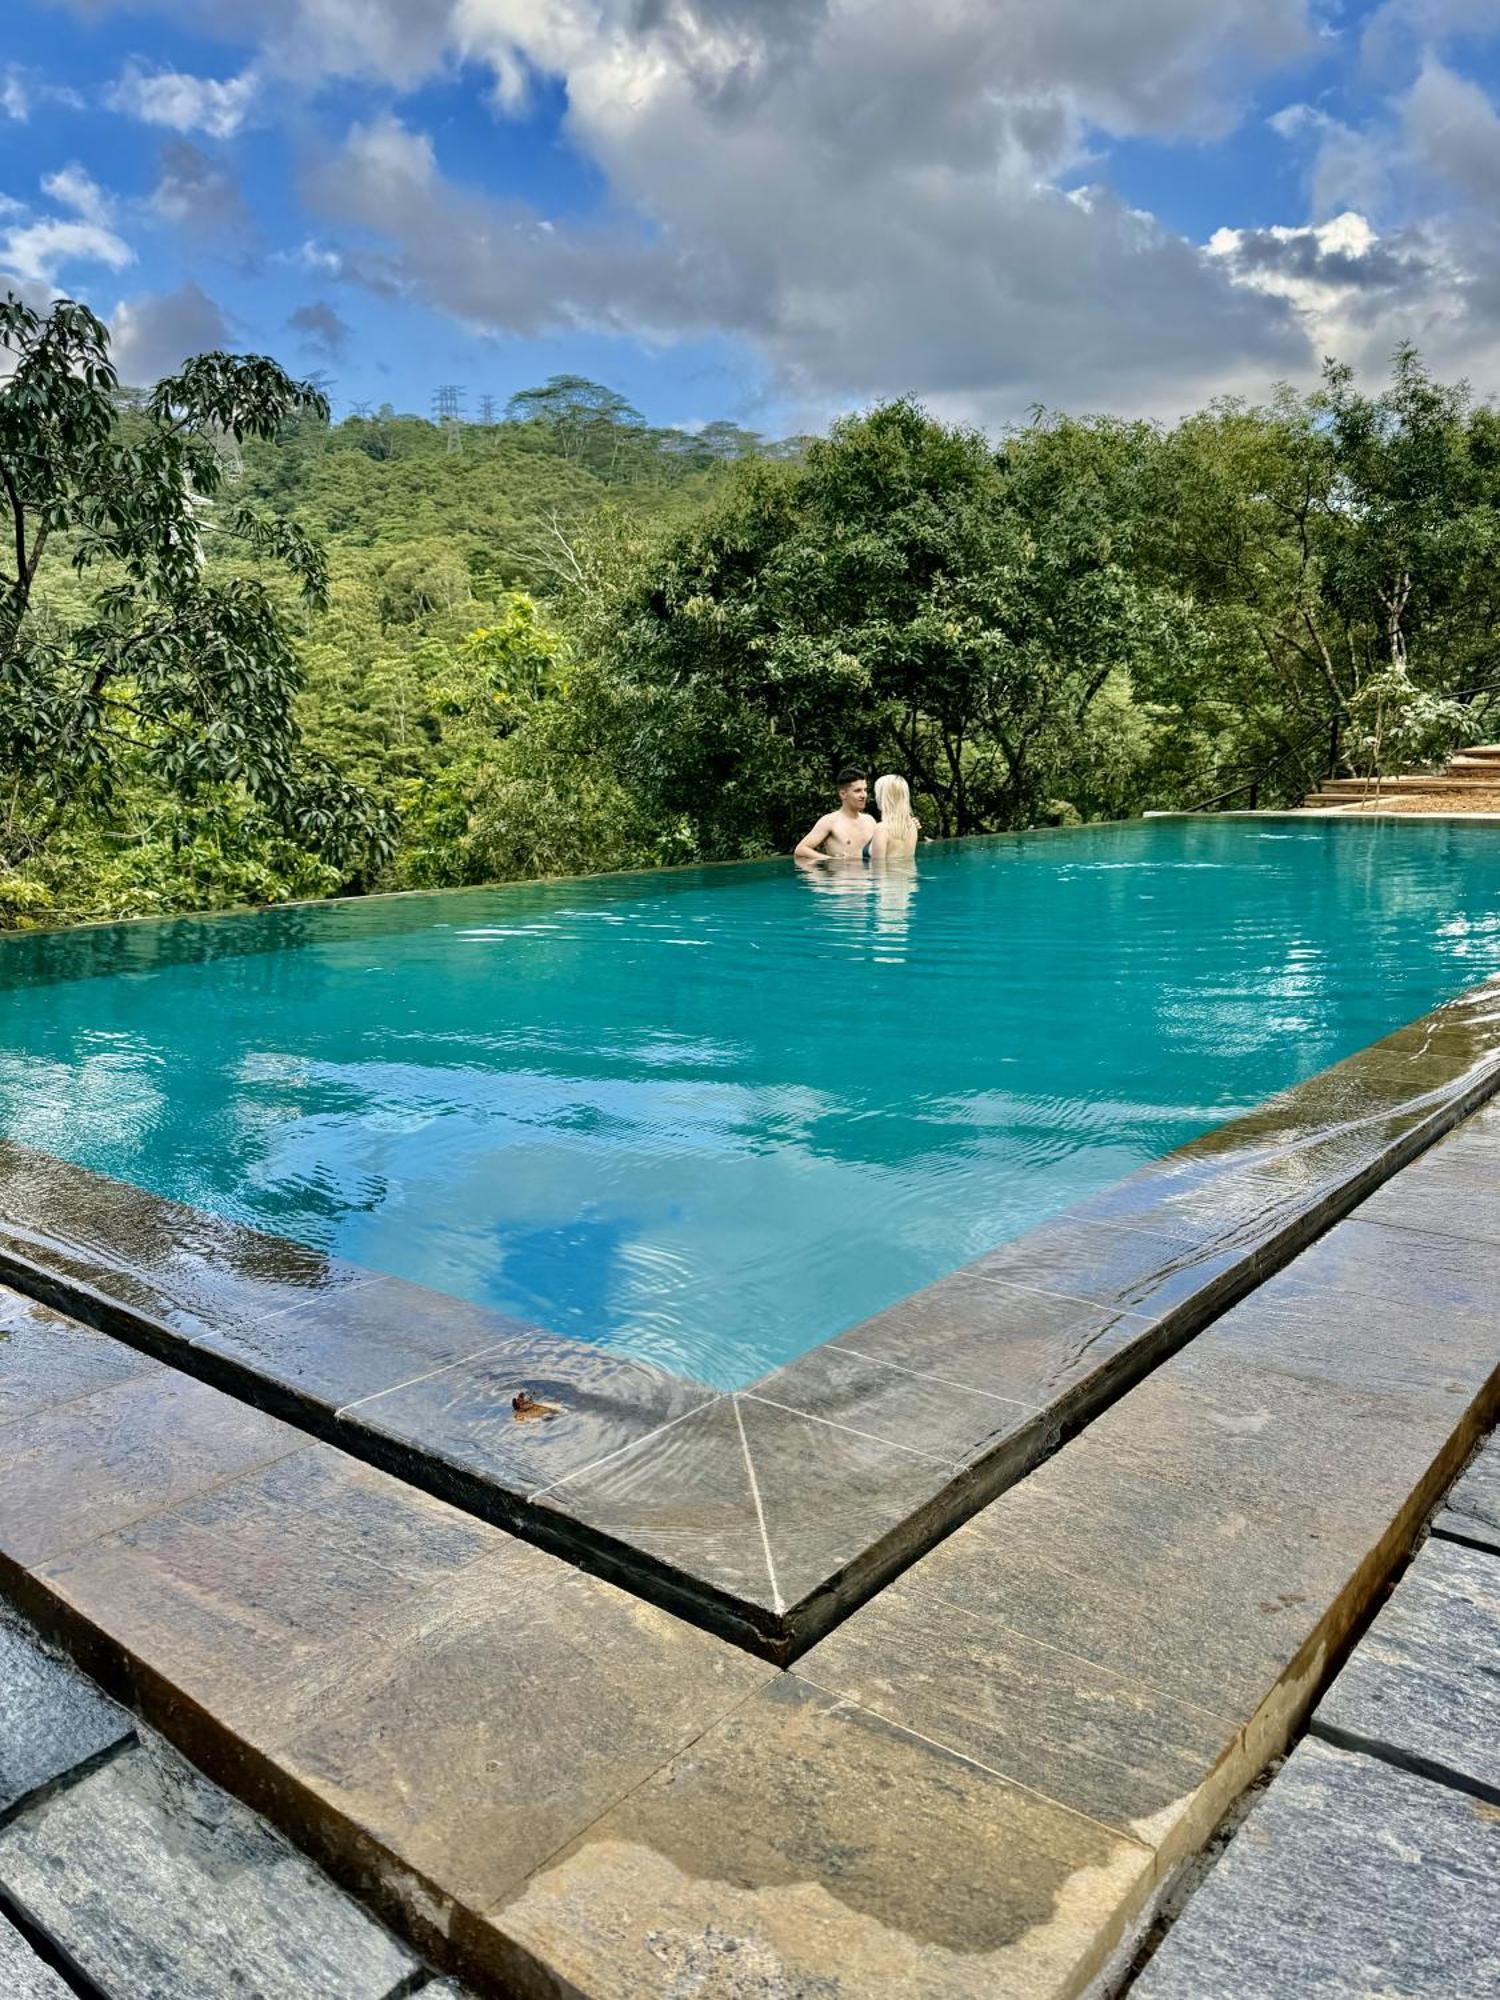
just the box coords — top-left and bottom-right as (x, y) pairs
(4, 817), (1500, 1388)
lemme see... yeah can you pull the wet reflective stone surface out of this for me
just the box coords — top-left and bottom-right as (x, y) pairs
(493, 1675), (1156, 2000)
(0, 1371), (301, 1571)
(0, 1605), (131, 1815)
(0, 1289), (160, 1428)
(340, 1330), (717, 1498)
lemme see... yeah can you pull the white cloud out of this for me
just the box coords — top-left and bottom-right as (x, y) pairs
(2, 66), (29, 122)
(41, 164), (114, 227)
(106, 61), (258, 139)
(110, 281), (232, 384)
(1, 218), (134, 288)
(302, 0), (1322, 422)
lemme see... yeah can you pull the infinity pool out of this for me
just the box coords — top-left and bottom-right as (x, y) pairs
(3, 817), (1500, 1387)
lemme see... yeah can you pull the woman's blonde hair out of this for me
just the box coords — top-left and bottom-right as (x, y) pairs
(874, 773), (916, 842)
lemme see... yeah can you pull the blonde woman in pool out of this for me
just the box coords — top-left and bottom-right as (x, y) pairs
(869, 774), (920, 860)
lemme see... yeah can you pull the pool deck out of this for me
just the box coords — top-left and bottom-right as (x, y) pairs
(2, 979), (1500, 1665)
(1, 1011), (1499, 1989)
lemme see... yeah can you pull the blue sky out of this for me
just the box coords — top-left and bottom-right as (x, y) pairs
(4, 1), (1500, 431)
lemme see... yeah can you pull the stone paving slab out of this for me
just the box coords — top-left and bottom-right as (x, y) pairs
(0, 1733), (421, 1999)
(1130, 1736), (1500, 1999)
(0, 1913), (72, 1999)
(489, 1674), (1156, 2000)
(0, 1287), (161, 1428)
(1313, 1535), (1500, 1799)
(0, 1606), (132, 1817)
(801, 1329), (1485, 1859)
(0, 1370), (303, 1573)
(1433, 1436), (1500, 1554)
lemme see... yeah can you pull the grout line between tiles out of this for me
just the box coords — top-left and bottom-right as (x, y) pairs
(525, 1397), (720, 1502)
(334, 1336), (534, 1417)
(738, 1393), (969, 1467)
(734, 1397), (784, 1616)
(818, 1347), (1040, 1413)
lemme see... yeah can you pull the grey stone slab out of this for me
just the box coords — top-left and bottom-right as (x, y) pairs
(0, 1289), (162, 1428)
(0, 1370), (302, 1570)
(921, 1340), (1461, 1723)
(1132, 1735), (1500, 2000)
(1355, 1151), (1500, 1247)
(965, 1214), (1243, 1320)
(339, 1328), (716, 1497)
(0, 1735), (419, 1999)
(1314, 1536), (1500, 1797)
(37, 1444), (509, 1718)
(1438, 1437), (1500, 1550)
(259, 1539), (773, 1924)
(1284, 1215), (1500, 1319)
(492, 1674), (1157, 2000)
(750, 1340), (1036, 1466)
(1192, 1263), (1496, 1416)
(0, 1607), (131, 1815)
(799, 1566), (1237, 1838)
(0, 1915), (72, 1999)
(828, 1266), (1158, 1408)
(1433, 1503), (1500, 1555)
(197, 1272), (553, 1413)
(536, 1391), (965, 1643)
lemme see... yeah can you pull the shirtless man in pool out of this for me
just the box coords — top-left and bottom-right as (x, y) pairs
(794, 768), (877, 861)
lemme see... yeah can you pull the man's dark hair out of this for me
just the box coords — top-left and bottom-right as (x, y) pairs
(835, 766), (865, 789)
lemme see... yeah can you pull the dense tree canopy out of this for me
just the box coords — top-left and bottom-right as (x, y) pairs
(4, 294), (1498, 930)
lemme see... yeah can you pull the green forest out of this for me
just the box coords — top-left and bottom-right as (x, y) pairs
(4, 291), (1500, 930)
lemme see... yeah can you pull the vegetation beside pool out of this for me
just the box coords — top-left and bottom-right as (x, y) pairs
(6, 293), (1500, 930)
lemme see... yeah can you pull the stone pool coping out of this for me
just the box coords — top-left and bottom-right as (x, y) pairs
(1, 977), (1499, 1663)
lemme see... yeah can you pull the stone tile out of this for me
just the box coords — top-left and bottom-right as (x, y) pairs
(340, 1329), (717, 1497)
(966, 1214), (1243, 1320)
(1191, 1264), (1495, 1416)
(914, 1341), (1462, 1724)
(0, 1607), (132, 1815)
(798, 1568), (1237, 1840)
(534, 1398), (778, 1618)
(0, 1915), (72, 2000)
(1282, 1216), (1500, 1319)
(0, 1371), (302, 1570)
(749, 1341), (1036, 1466)
(490, 1675), (1157, 2000)
(262, 1539), (773, 1922)
(0, 1290), (161, 1428)
(198, 1273), (551, 1414)
(537, 1393), (965, 1640)
(0, 1735), (419, 2000)
(1355, 1149), (1500, 1246)
(0, 1141), (374, 1345)
(829, 1267), (1159, 1408)
(1132, 1736), (1500, 2000)
(37, 1445), (508, 1717)
(1435, 1438), (1500, 1554)
(1314, 1536), (1500, 1798)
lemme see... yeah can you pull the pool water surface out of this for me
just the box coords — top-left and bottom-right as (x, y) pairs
(4, 817), (1500, 1389)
